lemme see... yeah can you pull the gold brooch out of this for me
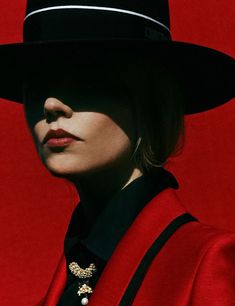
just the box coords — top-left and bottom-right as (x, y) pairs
(77, 283), (93, 296)
(69, 262), (97, 305)
(69, 262), (96, 278)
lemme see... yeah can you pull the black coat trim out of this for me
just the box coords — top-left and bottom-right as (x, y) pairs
(120, 213), (197, 305)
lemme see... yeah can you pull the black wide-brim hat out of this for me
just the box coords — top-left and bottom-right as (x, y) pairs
(0, 0), (234, 114)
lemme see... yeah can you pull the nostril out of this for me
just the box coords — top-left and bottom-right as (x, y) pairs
(44, 108), (64, 115)
(44, 109), (65, 123)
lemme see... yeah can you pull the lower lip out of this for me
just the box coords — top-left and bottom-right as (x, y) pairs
(46, 137), (77, 147)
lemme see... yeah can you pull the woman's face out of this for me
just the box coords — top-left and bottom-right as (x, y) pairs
(23, 66), (137, 178)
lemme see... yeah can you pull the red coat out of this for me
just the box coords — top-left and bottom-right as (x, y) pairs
(43, 188), (235, 305)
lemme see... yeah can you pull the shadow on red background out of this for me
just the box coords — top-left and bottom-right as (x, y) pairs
(0, 1), (234, 305)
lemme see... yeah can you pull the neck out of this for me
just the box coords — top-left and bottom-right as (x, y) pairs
(68, 164), (143, 228)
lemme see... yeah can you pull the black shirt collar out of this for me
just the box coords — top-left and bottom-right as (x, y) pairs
(64, 168), (178, 262)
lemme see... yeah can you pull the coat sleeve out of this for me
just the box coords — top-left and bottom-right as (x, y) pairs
(190, 233), (235, 306)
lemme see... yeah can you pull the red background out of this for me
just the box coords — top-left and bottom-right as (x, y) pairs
(0, 1), (235, 305)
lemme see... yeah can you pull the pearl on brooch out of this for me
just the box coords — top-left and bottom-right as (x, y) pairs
(81, 297), (89, 305)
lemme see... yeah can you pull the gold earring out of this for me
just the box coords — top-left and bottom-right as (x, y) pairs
(130, 137), (142, 160)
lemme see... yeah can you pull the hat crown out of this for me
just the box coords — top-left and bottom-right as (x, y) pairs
(23, 0), (171, 42)
(25, 0), (170, 28)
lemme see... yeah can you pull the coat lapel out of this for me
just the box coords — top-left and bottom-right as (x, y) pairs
(43, 188), (187, 306)
(89, 188), (186, 305)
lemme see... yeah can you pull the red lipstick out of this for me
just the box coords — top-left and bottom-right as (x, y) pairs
(43, 129), (81, 148)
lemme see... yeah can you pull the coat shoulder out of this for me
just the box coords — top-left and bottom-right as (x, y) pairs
(185, 222), (235, 306)
(134, 219), (235, 306)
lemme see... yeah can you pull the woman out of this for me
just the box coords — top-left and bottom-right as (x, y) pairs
(1, 0), (235, 305)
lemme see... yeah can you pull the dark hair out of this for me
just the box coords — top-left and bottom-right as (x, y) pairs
(124, 56), (185, 174)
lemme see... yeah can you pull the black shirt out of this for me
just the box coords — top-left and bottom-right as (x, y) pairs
(57, 168), (178, 305)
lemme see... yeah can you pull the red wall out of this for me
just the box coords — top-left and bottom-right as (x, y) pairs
(0, 1), (234, 305)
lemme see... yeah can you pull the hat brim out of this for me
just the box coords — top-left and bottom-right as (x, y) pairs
(0, 39), (234, 114)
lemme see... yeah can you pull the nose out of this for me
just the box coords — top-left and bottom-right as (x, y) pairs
(44, 97), (73, 121)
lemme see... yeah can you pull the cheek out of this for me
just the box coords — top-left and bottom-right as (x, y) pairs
(81, 112), (134, 165)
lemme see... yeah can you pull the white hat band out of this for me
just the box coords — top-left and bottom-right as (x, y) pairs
(24, 5), (171, 33)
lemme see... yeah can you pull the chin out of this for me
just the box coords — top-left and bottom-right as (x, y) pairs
(42, 156), (95, 178)
(46, 162), (84, 177)
(41, 154), (76, 176)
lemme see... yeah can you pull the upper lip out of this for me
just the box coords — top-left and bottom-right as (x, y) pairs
(43, 129), (81, 144)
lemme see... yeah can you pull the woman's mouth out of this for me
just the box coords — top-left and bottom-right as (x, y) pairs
(46, 137), (77, 147)
(43, 128), (82, 148)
